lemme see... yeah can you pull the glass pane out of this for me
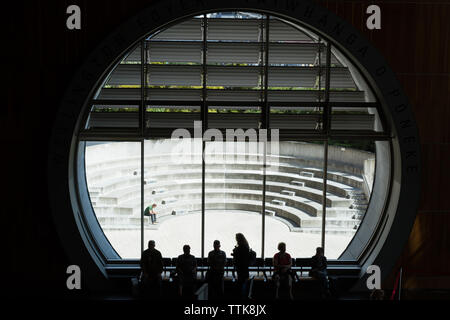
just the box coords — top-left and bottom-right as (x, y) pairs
(204, 138), (263, 258)
(85, 141), (141, 259)
(324, 140), (376, 259)
(143, 138), (202, 258)
(264, 141), (323, 258)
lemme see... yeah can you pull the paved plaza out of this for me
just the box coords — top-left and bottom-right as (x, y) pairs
(104, 210), (351, 259)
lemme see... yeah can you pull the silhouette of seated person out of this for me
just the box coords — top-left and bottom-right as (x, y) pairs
(176, 244), (197, 299)
(140, 240), (163, 299)
(207, 240), (227, 300)
(309, 247), (330, 298)
(144, 203), (158, 225)
(272, 242), (294, 300)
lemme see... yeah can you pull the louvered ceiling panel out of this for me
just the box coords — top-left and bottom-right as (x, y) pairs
(151, 19), (202, 40)
(321, 68), (356, 89)
(88, 112), (138, 128)
(320, 50), (342, 66)
(147, 88), (202, 101)
(269, 20), (313, 42)
(269, 43), (317, 65)
(97, 88), (141, 100)
(207, 89), (261, 101)
(268, 67), (317, 87)
(207, 66), (260, 87)
(207, 42), (261, 64)
(331, 114), (375, 130)
(270, 114), (321, 129)
(208, 113), (260, 128)
(329, 91), (366, 102)
(123, 46), (141, 63)
(208, 18), (261, 41)
(148, 65), (202, 86)
(148, 42), (201, 63)
(106, 64), (140, 86)
(268, 90), (320, 102)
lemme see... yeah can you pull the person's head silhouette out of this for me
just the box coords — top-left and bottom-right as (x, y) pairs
(316, 247), (324, 256)
(278, 242), (286, 253)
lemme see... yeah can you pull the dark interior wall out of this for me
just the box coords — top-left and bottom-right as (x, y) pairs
(4, 0), (449, 297)
(315, 0), (450, 292)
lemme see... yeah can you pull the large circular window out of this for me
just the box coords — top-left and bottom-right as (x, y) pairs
(49, 0), (420, 288)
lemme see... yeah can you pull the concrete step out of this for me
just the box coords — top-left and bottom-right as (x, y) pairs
(271, 199), (286, 206)
(291, 180), (305, 187)
(298, 227), (357, 236)
(171, 209), (188, 216)
(94, 206), (133, 216)
(281, 190), (295, 196)
(161, 198), (177, 205)
(95, 177), (354, 209)
(132, 169), (148, 176)
(350, 204), (368, 210)
(299, 171), (314, 178)
(152, 188), (166, 194)
(89, 191), (101, 197)
(300, 218), (358, 229)
(97, 216), (149, 225)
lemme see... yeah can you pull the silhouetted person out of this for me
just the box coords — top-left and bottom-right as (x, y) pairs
(207, 240), (227, 300)
(231, 233), (250, 299)
(140, 240), (163, 299)
(310, 247), (329, 298)
(273, 242), (293, 300)
(176, 245), (197, 299)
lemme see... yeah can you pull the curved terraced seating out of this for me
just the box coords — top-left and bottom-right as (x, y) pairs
(90, 166), (362, 202)
(96, 178), (353, 209)
(87, 154), (366, 188)
(86, 144), (373, 235)
(88, 158), (363, 194)
(96, 198), (359, 234)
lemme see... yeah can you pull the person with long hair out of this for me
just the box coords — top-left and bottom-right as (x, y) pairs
(231, 233), (250, 299)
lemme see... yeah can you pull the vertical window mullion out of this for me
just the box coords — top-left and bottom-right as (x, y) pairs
(201, 14), (207, 259)
(261, 15), (270, 259)
(321, 42), (332, 252)
(140, 40), (146, 254)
